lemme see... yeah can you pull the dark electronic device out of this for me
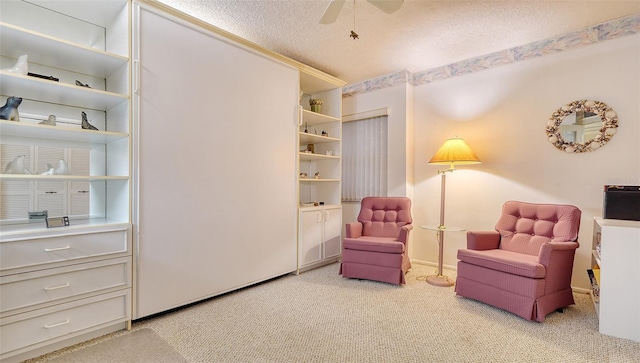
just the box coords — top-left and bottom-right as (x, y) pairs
(603, 185), (640, 221)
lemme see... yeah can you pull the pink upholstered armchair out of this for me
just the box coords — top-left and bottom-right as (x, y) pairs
(455, 201), (581, 322)
(339, 197), (413, 285)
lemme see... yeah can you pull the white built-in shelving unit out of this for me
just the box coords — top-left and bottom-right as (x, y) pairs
(297, 70), (345, 272)
(590, 218), (640, 342)
(0, 1), (131, 361)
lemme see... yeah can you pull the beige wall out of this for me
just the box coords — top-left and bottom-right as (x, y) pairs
(344, 34), (640, 289)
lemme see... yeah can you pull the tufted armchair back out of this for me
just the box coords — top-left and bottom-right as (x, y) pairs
(358, 197), (412, 238)
(495, 200), (581, 256)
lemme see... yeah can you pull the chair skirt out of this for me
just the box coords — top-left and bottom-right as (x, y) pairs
(455, 261), (575, 322)
(340, 248), (411, 285)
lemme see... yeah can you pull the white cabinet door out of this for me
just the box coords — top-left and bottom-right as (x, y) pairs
(323, 206), (342, 259)
(299, 205), (342, 268)
(299, 209), (324, 266)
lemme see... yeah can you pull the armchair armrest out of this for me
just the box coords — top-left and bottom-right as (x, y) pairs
(538, 241), (579, 266)
(466, 231), (501, 250)
(538, 241), (579, 292)
(345, 222), (363, 238)
(398, 224), (413, 243)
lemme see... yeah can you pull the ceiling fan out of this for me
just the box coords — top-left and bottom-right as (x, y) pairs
(319, 0), (404, 24)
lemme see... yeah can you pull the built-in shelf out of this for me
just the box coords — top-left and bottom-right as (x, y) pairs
(0, 120), (128, 144)
(299, 70), (344, 95)
(0, 72), (128, 110)
(0, 22), (128, 77)
(590, 290), (600, 317)
(301, 109), (340, 126)
(0, 175), (128, 181)
(591, 249), (601, 267)
(299, 152), (340, 161)
(299, 178), (340, 182)
(299, 132), (339, 144)
(299, 204), (342, 210)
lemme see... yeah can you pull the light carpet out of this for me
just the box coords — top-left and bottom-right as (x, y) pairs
(29, 263), (640, 363)
(26, 328), (186, 363)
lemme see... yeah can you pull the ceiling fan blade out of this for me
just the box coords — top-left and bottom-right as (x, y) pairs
(319, 0), (346, 24)
(367, 0), (404, 14)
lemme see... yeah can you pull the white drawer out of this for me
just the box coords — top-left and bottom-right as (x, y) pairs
(0, 230), (129, 272)
(1, 257), (130, 315)
(0, 290), (130, 356)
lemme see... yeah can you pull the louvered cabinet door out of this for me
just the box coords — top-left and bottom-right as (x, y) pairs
(68, 149), (90, 217)
(35, 147), (66, 217)
(0, 181), (32, 220)
(0, 144), (33, 220)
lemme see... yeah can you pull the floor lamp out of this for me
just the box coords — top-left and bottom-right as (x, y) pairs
(427, 137), (481, 287)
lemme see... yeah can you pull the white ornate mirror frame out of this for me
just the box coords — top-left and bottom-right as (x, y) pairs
(546, 100), (618, 153)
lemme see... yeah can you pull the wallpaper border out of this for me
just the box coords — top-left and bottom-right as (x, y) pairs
(342, 13), (640, 98)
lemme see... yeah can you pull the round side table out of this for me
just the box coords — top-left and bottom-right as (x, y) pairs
(420, 225), (465, 287)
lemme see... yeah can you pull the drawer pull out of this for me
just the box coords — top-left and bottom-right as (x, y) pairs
(44, 320), (70, 329)
(44, 283), (70, 291)
(44, 246), (71, 252)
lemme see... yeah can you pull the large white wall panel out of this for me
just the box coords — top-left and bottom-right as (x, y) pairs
(133, 5), (298, 318)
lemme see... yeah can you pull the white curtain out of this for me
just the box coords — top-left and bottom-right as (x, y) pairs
(342, 116), (388, 202)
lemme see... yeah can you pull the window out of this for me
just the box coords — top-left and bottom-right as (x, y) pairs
(342, 115), (388, 202)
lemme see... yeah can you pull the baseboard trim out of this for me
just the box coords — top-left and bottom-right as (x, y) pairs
(410, 259), (455, 270)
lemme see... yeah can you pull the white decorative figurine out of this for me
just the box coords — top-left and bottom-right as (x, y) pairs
(39, 115), (57, 126)
(40, 160), (70, 175)
(40, 166), (54, 175)
(50, 160), (70, 175)
(4, 155), (31, 174)
(3, 54), (28, 75)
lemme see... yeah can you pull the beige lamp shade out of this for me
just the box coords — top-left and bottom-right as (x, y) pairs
(429, 137), (481, 166)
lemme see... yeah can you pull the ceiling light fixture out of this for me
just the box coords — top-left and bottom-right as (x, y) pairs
(319, 0), (403, 39)
(350, 0), (359, 39)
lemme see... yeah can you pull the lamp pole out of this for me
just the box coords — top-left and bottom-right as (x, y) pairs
(438, 170), (447, 276)
(426, 167), (455, 287)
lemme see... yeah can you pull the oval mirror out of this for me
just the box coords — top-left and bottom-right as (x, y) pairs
(546, 100), (618, 153)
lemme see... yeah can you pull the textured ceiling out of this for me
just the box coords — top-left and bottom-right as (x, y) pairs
(157, 0), (640, 84)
